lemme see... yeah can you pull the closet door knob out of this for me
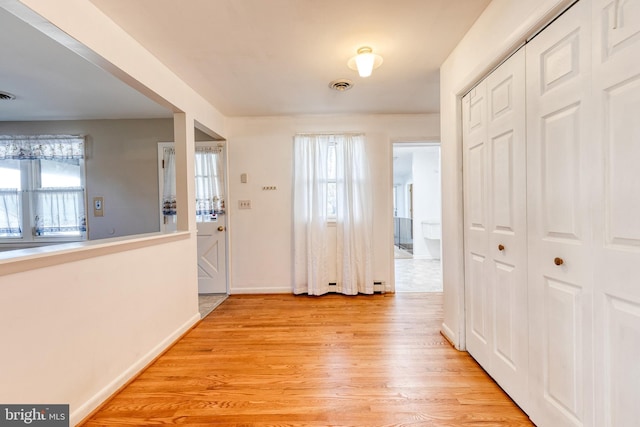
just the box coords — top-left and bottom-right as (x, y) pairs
(554, 257), (564, 266)
(217, 226), (225, 232)
(498, 244), (505, 251)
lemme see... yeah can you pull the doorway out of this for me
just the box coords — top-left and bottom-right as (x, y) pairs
(157, 141), (229, 295)
(392, 143), (442, 292)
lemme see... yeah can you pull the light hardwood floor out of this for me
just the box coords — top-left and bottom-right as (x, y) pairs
(82, 293), (533, 426)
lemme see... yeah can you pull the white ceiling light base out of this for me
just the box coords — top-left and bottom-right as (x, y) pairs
(347, 47), (383, 78)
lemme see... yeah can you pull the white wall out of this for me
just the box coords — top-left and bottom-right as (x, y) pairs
(0, 234), (198, 424)
(226, 114), (439, 293)
(439, 0), (574, 349)
(411, 146), (441, 259)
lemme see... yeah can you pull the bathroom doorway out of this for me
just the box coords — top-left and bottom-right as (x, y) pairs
(392, 143), (442, 292)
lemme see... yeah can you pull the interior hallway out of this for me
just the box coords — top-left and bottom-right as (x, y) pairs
(82, 294), (531, 426)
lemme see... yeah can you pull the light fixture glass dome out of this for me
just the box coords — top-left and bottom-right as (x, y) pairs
(348, 46), (383, 78)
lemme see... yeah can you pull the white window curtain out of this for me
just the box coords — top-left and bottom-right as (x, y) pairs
(0, 189), (21, 237)
(33, 188), (85, 235)
(195, 147), (225, 218)
(162, 146), (225, 218)
(162, 148), (177, 215)
(0, 135), (84, 160)
(293, 133), (373, 296)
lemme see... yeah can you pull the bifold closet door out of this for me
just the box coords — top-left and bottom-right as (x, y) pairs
(526, 0), (594, 426)
(462, 48), (528, 408)
(592, 1), (640, 426)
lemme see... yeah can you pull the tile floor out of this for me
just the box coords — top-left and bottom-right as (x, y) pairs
(395, 246), (443, 292)
(198, 293), (228, 318)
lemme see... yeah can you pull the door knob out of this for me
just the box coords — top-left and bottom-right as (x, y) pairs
(217, 226), (225, 232)
(554, 257), (564, 266)
(498, 244), (505, 251)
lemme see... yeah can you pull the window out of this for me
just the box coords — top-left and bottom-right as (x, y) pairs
(194, 147), (225, 222)
(161, 144), (225, 225)
(293, 133), (374, 295)
(294, 134), (370, 223)
(0, 135), (86, 243)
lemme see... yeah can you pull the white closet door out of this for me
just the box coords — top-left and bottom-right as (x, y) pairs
(526, 1), (594, 426)
(485, 48), (529, 408)
(592, 1), (640, 426)
(463, 48), (528, 408)
(463, 79), (491, 370)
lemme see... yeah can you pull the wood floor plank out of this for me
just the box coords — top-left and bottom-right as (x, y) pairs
(81, 293), (533, 426)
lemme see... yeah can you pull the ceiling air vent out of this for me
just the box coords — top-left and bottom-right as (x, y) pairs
(328, 79), (353, 92)
(0, 91), (16, 101)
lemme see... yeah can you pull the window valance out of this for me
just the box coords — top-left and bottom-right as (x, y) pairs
(0, 135), (85, 160)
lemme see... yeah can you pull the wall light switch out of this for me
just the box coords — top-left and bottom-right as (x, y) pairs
(93, 197), (104, 217)
(238, 200), (251, 209)
(241, 173), (248, 183)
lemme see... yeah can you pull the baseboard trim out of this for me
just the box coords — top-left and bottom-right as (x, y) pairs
(71, 312), (201, 426)
(231, 286), (292, 294)
(441, 322), (461, 350)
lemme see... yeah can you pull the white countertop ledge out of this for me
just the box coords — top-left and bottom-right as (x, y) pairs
(0, 231), (192, 277)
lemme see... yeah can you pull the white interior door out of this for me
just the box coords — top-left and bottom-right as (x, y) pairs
(196, 216), (227, 294)
(462, 47), (528, 409)
(592, 1), (640, 426)
(526, 1), (594, 425)
(158, 141), (228, 294)
(484, 47), (528, 408)
(463, 78), (491, 370)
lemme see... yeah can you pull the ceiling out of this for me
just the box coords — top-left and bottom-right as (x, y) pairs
(0, 1), (491, 121)
(0, 7), (171, 121)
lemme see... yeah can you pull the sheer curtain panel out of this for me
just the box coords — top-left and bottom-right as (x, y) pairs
(162, 148), (177, 215)
(335, 134), (373, 295)
(0, 189), (21, 237)
(293, 133), (373, 296)
(195, 147), (224, 219)
(293, 134), (330, 295)
(162, 146), (225, 219)
(33, 188), (86, 235)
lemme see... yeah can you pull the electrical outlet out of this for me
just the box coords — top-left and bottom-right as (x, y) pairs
(238, 200), (251, 209)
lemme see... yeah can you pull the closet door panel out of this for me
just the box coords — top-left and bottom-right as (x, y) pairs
(469, 253), (489, 341)
(463, 48), (528, 410)
(486, 48), (528, 409)
(463, 82), (492, 368)
(540, 104), (583, 240)
(491, 131), (515, 229)
(593, 1), (640, 426)
(605, 81), (640, 244)
(526, 0), (594, 426)
(543, 278), (584, 414)
(468, 142), (487, 231)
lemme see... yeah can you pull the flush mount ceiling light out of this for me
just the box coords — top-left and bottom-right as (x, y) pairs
(347, 46), (383, 78)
